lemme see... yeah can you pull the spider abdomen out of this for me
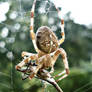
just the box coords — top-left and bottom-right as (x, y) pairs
(36, 26), (58, 53)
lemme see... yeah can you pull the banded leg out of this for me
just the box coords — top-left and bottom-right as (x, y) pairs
(55, 6), (65, 45)
(58, 19), (65, 45)
(15, 53), (38, 71)
(21, 51), (36, 57)
(51, 48), (69, 82)
(30, 0), (39, 52)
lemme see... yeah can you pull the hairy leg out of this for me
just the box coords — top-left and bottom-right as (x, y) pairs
(54, 6), (65, 45)
(51, 48), (69, 82)
(30, 0), (39, 52)
(15, 53), (38, 70)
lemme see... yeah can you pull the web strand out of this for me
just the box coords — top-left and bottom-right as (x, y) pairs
(74, 81), (92, 92)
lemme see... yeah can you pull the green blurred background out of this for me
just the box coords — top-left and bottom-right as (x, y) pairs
(0, 0), (92, 92)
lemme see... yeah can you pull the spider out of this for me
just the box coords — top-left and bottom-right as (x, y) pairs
(15, 0), (69, 91)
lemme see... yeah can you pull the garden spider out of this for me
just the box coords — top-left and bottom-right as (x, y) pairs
(16, 0), (69, 92)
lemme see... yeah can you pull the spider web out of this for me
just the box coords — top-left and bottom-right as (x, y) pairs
(0, 0), (92, 92)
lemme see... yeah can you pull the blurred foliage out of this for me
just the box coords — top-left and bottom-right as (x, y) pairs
(0, 0), (92, 92)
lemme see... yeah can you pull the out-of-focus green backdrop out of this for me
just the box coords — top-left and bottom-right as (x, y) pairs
(0, 0), (92, 92)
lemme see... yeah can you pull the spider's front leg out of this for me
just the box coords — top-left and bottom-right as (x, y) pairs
(58, 19), (65, 45)
(15, 53), (38, 71)
(21, 51), (34, 57)
(51, 48), (69, 82)
(30, 0), (39, 53)
(55, 6), (65, 45)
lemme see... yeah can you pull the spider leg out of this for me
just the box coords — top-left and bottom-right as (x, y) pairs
(58, 19), (65, 45)
(54, 70), (68, 82)
(55, 6), (65, 45)
(30, 0), (39, 52)
(15, 53), (38, 71)
(51, 48), (69, 82)
(21, 51), (36, 57)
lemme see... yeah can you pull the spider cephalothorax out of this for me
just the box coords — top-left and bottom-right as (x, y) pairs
(36, 26), (58, 53)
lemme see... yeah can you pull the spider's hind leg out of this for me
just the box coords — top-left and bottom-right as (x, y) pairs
(51, 48), (69, 82)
